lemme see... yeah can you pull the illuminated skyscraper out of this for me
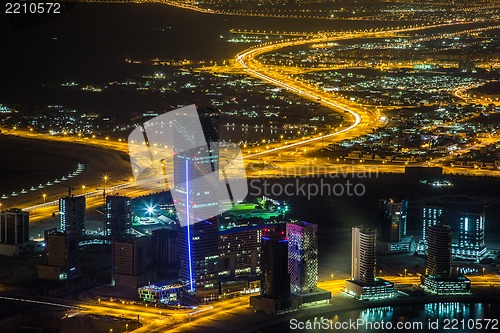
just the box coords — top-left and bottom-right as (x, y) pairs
(106, 195), (132, 238)
(422, 224), (470, 295)
(219, 225), (264, 278)
(260, 229), (290, 299)
(380, 199), (408, 242)
(351, 227), (376, 285)
(46, 228), (79, 280)
(59, 196), (85, 236)
(426, 224), (452, 278)
(286, 221), (318, 294)
(346, 227), (394, 300)
(251, 226), (330, 314)
(457, 211), (486, 261)
(173, 108), (222, 301)
(172, 108), (221, 228)
(178, 219), (220, 300)
(422, 204), (445, 243)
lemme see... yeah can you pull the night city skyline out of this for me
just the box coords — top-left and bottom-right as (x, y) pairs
(1, 0), (500, 332)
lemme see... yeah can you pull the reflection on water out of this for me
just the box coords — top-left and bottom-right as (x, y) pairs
(258, 302), (498, 333)
(424, 302), (476, 318)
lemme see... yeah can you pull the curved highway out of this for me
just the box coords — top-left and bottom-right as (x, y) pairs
(235, 22), (477, 159)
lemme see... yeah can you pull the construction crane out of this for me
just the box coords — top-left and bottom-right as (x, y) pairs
(58, 183), (76, 197)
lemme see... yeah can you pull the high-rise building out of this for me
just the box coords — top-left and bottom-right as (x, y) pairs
(106, 195), (132, 238)
(422, 204), (445, 243)
(36, 228), (79, 280)
(177, 219), (220, 300)
(172, 108), (221, 229)
(457, 211), (486, 261)
(379, 199), (408, 242)
(426, 224), (452, 278)
(59, 196), (85, 236)
(112, 236), (156, 289)
(422, 224), (470, 295)
(251, 225), (330, 315)
(286, 221), (318, 294)
(152, 228), (178, 272)
(260, 229), (290, 299)
(0, 208), (29, 245)
(418, 198), (488, 260)
(219, 225), (264, 278)
(0, 208), (31, 256)
(173, 108), (222, 301)
(346, 227), (394, 300)
(351, 227), (376, 285)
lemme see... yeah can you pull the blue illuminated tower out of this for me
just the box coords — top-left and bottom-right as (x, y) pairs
(178, 219), (219, 300)
(174, 108), (221, 301)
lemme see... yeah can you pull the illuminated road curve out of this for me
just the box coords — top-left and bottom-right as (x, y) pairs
(452, 80), (500, 107)
(235, 22), (481, 159)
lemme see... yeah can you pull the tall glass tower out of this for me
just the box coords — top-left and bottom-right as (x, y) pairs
(286, 221), (318, 294)
(59, 196), (85, 237)
(174, 108), (222, 301)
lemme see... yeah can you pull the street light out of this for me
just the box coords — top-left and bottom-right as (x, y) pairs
(103, 175), (109, 197)
(404, 268), (407, 277)
(81, 185), (86, 196)
(43, 193), (47, 204)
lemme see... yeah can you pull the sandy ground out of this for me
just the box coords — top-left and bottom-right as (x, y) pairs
(0, 134), (133, 210)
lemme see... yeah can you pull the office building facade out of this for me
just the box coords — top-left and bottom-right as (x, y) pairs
(260, 229), (290, 299)
(286, 221), (318, 294)
(219, 225), (263, 278)
(152, 228), (178, 272)
(380, 199), (408, 242)
(173, 108), (222, 301)
(0, 208), (31, 256)
(457, 212), (487, 261)
(351, 227), (376, 285)
(106, 195), (132, 238)
(177, 219), (220, 300)
(0, 208), (29, 245)
(112, 236), (156, 288)
(422, 224), (470, 295)
(427, 224), (452, 278)
(59, 196), (86, 236)
(422, 204), (445, 242)
(346, 227), (394, 300)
